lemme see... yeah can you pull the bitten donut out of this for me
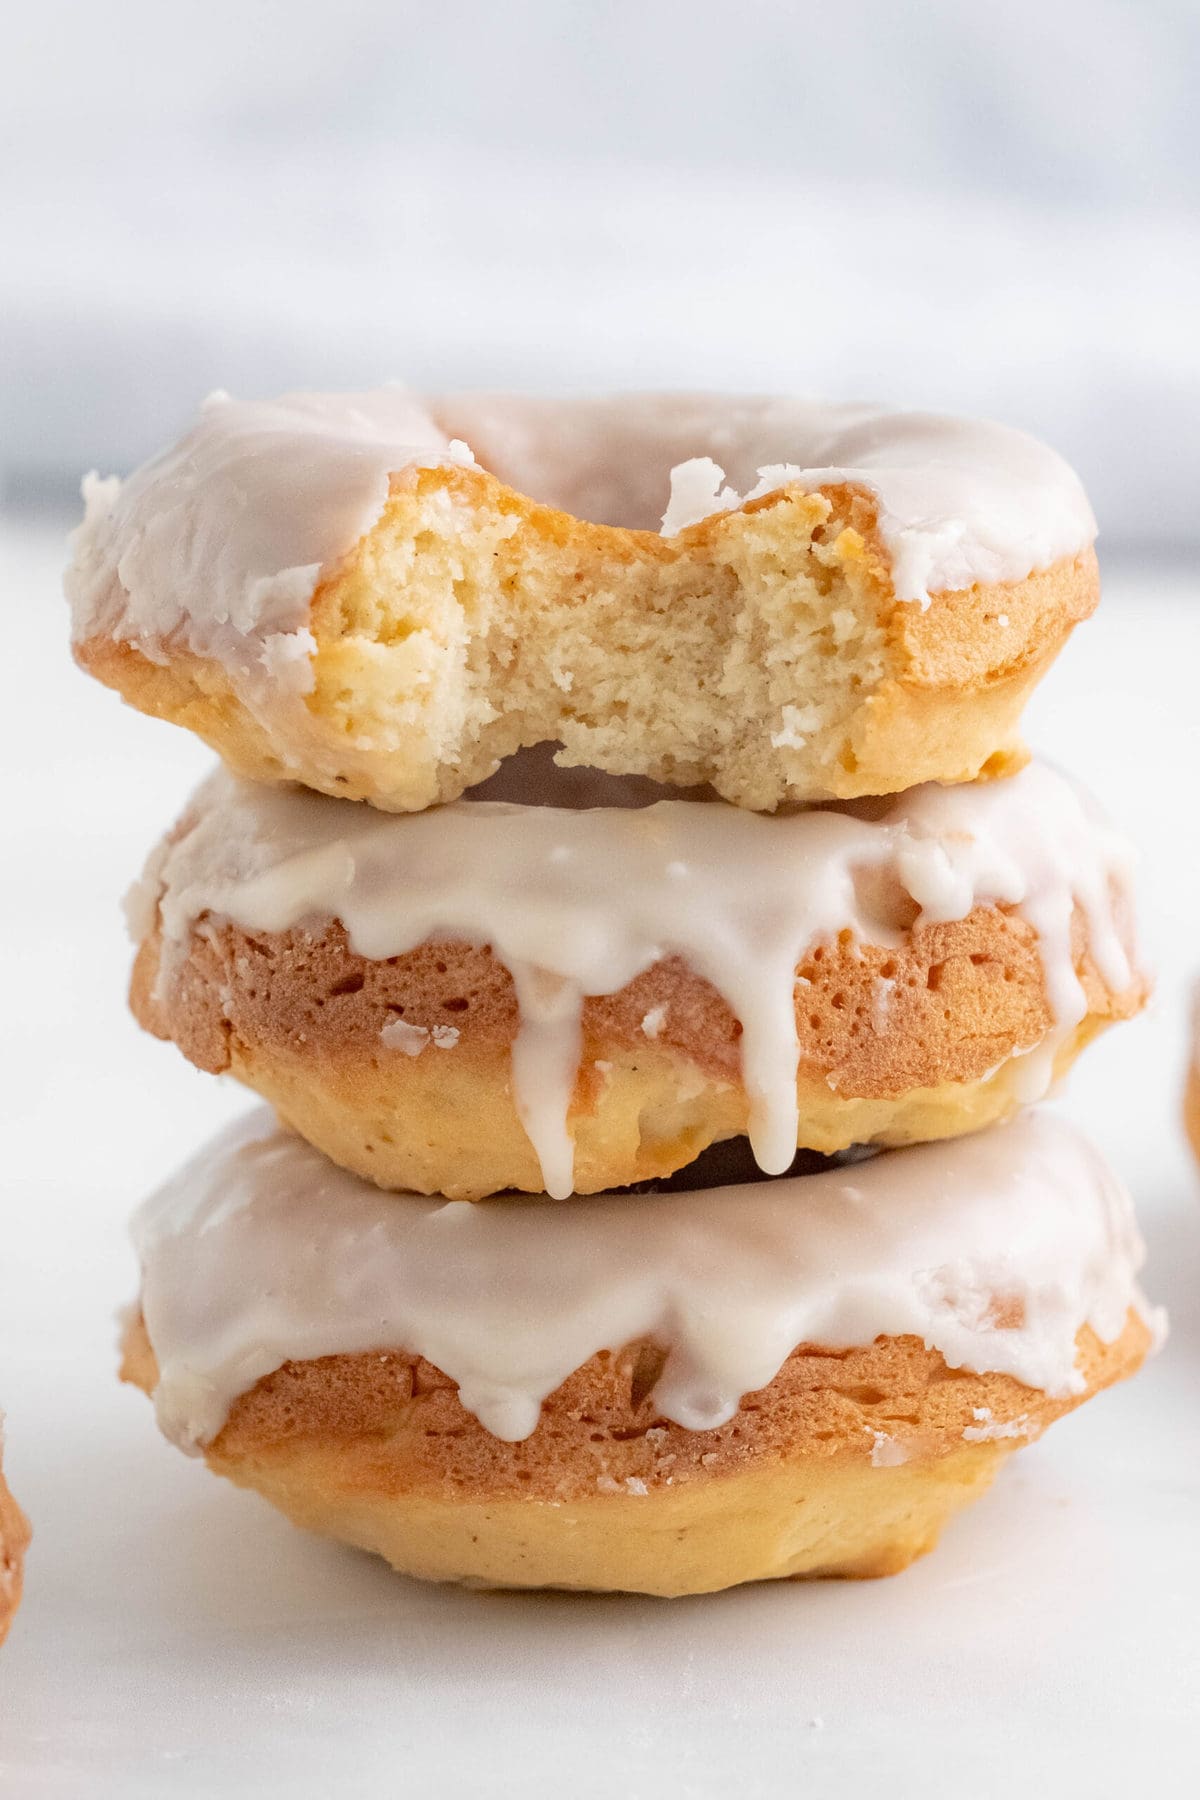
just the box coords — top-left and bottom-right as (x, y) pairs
(129, 753), (1144, 1199)
(122, 1108), (1159, 1597)
(68, 389), (1099, 813)
(0, 1419), (29, 1644)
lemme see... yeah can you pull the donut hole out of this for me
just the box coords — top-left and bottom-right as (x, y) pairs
(615, 1135), (870, 1198)
(468, 741), (702, 810)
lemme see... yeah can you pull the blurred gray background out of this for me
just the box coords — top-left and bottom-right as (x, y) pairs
(3, 0), (1199, 549)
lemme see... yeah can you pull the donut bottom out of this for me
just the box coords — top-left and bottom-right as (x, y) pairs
(223, 1017), (1107, 1199)
(122, 1312), (1149, 1597)
(0, 1461), (29, 1645)
(217, 1440), (1011, 1593)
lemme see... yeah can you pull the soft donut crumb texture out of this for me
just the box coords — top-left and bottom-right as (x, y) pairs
(122, 1311), (1149, 1595)
(76, 466), (1098, 811)
(131, 899), (1144, 1197)
(0, 1455), (29, 1646)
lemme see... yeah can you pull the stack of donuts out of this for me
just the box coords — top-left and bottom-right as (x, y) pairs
(68, 390), (1161, 1596)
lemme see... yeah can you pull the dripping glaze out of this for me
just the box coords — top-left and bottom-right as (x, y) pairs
(131, 757), (1139, 1198)
(132, 1107), (1159, 1451)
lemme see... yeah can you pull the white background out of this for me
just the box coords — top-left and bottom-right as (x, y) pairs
(2, 2), (1199, 1793)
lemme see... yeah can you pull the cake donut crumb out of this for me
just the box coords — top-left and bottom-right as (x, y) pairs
(68, 389), (1099, 814)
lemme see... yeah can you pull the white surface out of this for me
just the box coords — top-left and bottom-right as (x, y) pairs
(1, 516), (1198, 1795)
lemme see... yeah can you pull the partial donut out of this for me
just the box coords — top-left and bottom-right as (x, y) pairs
(1186, 987), (1200, 1165)
(123, 1108), (1159, 1596)
(68, 389), (1099, 813)
(0, 1422), (29, 1645)
(129, 756), (1144, 1198)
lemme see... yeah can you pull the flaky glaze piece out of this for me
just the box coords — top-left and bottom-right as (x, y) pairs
(69, 391), (1099, 811)
(122, 1312), (1150, 1595)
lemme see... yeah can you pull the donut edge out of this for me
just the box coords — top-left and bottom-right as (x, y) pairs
(130, 902), (1145, 1198)
(121, 1310), (1151, 1596)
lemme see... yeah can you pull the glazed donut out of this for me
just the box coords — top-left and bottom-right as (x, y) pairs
(0, 1420), (29, 1644)
(122, 1108), (1159, 1596)
(129, 752), (1143, 1198)
(68, 389), (1099, 814)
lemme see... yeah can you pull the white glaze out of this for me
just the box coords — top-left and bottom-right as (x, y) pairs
(135, 758), (1138, 1197)
(66, 388), (471, 684)
(131, 1107), (1158, 1451)
(652, 402), (1096, 604)
(67, 390), (1096, 703)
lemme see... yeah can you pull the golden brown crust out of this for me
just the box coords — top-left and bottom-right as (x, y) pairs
(122, 1309), (1150, 1595)
(75, 466), (1097, 813)
(0, 1447), (29, 1646)
(847, 544), (1097, 795)
(131, 901), (1144, 1197)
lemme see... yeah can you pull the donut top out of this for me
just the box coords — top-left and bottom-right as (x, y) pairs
(67, 388), (1096, 689)
(133, 757), (1138, 1198)
(132, 1107), (1158, 1450)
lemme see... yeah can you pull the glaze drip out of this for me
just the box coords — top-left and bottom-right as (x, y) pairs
(131, 1107), (1160, 1450)
(134, 759), (1138, 1197)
